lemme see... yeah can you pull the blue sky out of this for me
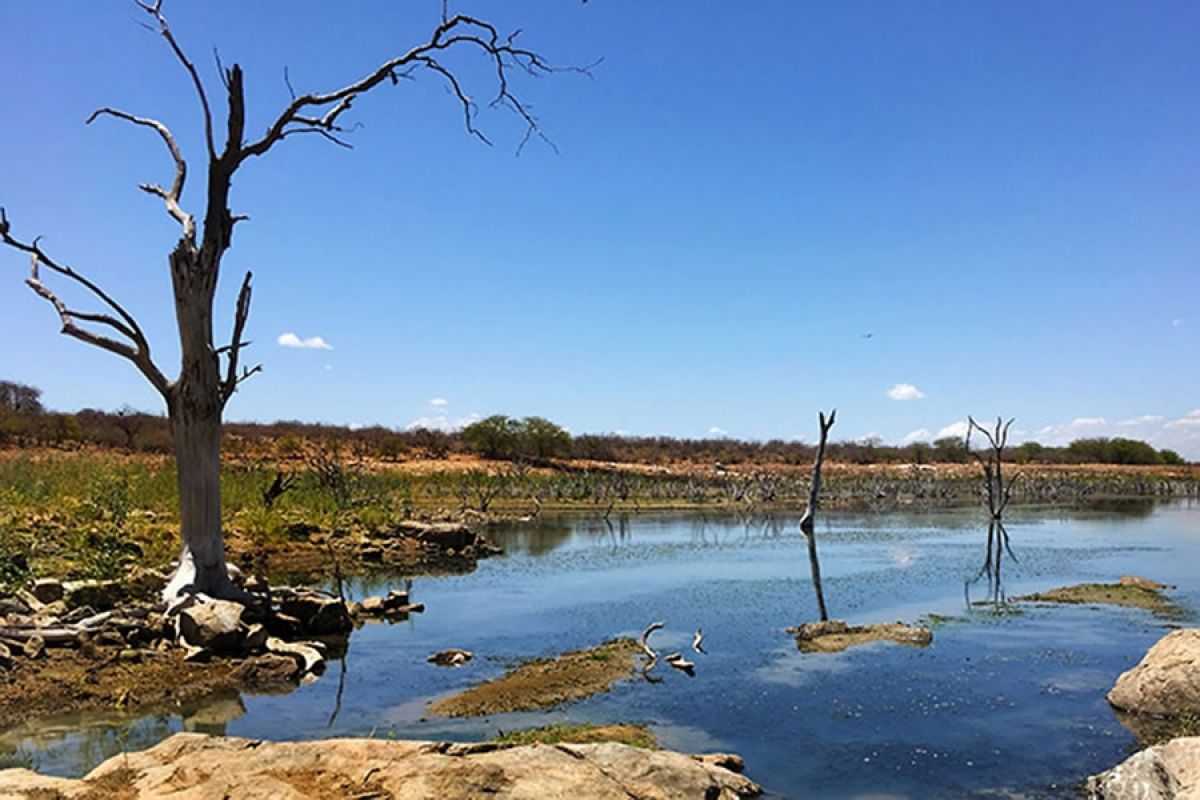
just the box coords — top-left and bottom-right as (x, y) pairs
(1, 2), (1198, 456)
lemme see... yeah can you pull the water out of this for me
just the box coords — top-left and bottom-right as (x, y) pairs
(4, 501), (1199, 798)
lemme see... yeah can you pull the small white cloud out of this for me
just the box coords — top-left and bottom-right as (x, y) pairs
(708, 426), (728, 437)
(936, 421), (969, 439)
(886, 383), (926, 401)
(429, 397), (448, 408)
(1165, 409), (1200, 429)
(277, 332), (333, 350)
(902, 428), (933, 445)
(1071, 416), (1107, 427)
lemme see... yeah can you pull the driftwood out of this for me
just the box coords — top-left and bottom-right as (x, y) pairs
(800, 409), (836, 622)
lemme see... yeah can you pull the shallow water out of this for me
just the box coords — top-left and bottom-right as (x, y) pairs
(5, 500), (1199, 798)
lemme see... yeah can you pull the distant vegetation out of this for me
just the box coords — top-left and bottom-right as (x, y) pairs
(0, 378), (1191, 467)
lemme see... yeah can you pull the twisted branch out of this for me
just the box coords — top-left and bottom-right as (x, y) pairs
(86, 108), (195, 240)
(1, 210), (169, 396)
(220, 270), (260, 403)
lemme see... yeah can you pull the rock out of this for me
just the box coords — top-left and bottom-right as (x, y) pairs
(1109, 629), (1200, 717)
(359, 544), (384, 562)
(0, 597), (32, 617)
(1121, 575), (1178, 591)
(265, 637), (325, 675)
(177, 599), (246, 652)
(360, 595), (386, 615)
(242, 623), (268, 652)
(236, 654), (301, 693)
(0, 733), (763, 799)
(63, 579), (126, 611)
(182, 644), (211, 663)
(119, 649), (142, 664)
(788, 619), (932, 654)
(385, 589), (410, 609)
(30, 578), (64, 605)
(0, 642), (11, 670)
(22, 635), (45, 660)
(389, 603), (425, 616)
(278, 593), (352, 635)
(1087, 736), (1200, 799)
(266, 612), (304, 640)
(428, 649), (474, 667)
(243, 574), (269, 594)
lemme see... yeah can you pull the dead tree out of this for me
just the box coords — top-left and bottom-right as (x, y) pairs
(800, 409), (836, 622)
(261, 470), (296, 510)
(0, 1), (587, 602)
(966, 416), (1021, 605)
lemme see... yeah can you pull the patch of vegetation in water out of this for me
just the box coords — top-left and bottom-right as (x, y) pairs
(427, 639), (642, 718)
(1016, 582), (1182, 618)
(493, 723), (657, 749)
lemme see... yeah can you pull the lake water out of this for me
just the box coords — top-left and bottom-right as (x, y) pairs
(5, 501), (1199, 798)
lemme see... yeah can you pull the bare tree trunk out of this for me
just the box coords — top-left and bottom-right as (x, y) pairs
(800, 409), (836, 622)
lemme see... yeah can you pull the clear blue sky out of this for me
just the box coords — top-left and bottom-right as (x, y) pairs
(1, 2), (1198, 456)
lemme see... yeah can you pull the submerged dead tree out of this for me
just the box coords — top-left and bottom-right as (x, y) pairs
(0, 2), (586, 602)
(966, 416), (1021, 605)
(800, 409), (836, 622)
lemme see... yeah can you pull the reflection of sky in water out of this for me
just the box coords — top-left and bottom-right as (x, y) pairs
(6, 500), (1200, 798)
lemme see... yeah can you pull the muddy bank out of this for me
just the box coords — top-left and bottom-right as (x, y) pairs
(428, 639), (643, 717)
(494, 723), (658, 749)
(0, 732), (762, 799)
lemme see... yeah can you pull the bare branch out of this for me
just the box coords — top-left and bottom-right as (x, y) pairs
(240, 14), (592, 162)
(5, 234), (170, 397)
(221, 270), (257, 403)
(136, 0), (216, 161)
(87, 108), (195, 240)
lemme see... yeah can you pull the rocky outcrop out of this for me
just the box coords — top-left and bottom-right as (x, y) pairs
(0, 733), (762, 799)
(1108, 629), (1200, 717)
(1087, 736), (1200, 799)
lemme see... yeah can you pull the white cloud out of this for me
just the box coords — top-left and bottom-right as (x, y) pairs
(902, 428), (933, 444)
(936, 421), (969, 439)
(1071, 416), (1107, 427)
(708, 426), (728, 437)
(277, 332), (333, 350)
(1117, 415), (1164, 427)
(429, 397), (448, 408)
(405, 411), (480, 433)
(886, 383), (926, 401)
(1165, 409), (1200, 429)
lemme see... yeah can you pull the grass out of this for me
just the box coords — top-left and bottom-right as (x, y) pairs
(493, 723), (657, 749)
(1017, 583), (1182, 617)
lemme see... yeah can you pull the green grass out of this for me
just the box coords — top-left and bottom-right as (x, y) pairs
(493, 723), (657, 749)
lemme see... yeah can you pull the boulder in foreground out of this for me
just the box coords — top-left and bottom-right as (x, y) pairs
(1108, 629), (1200, 717)
(0, 732), (762, 799)
(1087, 736), (1200, 799)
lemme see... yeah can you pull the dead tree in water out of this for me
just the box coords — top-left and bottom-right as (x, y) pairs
(800, 409), (836, 622)
(966, 416), (1021, 605)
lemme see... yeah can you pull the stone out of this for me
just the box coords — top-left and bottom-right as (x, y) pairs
(389, 603), (425, 615)
(265, 637), (325, 675)
(0, 642), (11, 671)
(1109, 629), (1200, 717)
(0, 733), (763, 799)
(177, 599), (246, 652)
(242, 623), (268, 652)
(266, 612), (304, 640)
(428, 649), (474, 667)
(279, 593), (352, 635)
(360, 595), (386, 615)
(384, 589), (410, 609)
(236, 654), (302, 693)
(30, 578), (64, 604)
(243, 574), (269, 594)
(63, 579), (126, 611)
(1088, 736), (1200, 799)
(22, 635), (45, 660)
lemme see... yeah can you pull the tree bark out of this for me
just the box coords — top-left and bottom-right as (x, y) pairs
(161, 242), (237, 601)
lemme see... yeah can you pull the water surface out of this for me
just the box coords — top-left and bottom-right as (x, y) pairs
(5, 501), (1198, 798)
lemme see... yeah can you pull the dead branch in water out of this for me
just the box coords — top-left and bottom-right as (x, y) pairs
(800, 409), (836, 621)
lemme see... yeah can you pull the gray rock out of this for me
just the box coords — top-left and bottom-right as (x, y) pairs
(1088, 736), (1200, 799)
(22, 635), (45, 660)
(30, 578), (64, 605)
(279, 594), (352, 635)
(177, 599), (246, 652)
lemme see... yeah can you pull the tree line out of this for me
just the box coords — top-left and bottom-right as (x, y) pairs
(1, 379), (1189, 466)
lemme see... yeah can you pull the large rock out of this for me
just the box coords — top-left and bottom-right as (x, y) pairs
(1109, 629), (1200, 717)
(0, 733), (762, 799)
(1088, 736), (1200, 799)
(177, 598), (247, 652)
(278, 593), (352, 635)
